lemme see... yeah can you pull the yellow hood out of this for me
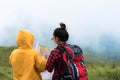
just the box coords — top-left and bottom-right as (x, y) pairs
(16, 29), (34, 49)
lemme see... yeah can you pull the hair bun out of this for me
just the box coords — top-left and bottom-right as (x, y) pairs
(60, 23), (66, 30)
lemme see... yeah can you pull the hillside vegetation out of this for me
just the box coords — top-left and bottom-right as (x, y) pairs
(0, 46), (120, 80)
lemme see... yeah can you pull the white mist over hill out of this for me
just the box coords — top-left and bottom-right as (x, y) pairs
(0, 0), (120, 59)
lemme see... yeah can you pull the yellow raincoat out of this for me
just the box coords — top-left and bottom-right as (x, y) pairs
(9, 29), (47, 80)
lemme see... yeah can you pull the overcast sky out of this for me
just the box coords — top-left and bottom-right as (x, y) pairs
(0, 0), (120, 49)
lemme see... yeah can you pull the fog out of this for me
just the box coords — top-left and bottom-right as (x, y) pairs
(0, 0), (120, 60)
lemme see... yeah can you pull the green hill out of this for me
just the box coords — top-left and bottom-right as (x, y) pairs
(0, 46), (120, 80)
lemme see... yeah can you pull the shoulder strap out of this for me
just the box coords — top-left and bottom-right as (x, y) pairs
(56, 46), (73, 78)
(57, 46), (73, 60)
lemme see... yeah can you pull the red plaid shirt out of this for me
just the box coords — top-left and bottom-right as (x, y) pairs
(46, 43), (69, 80)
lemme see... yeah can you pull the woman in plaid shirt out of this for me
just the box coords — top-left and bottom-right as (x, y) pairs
(46, 23), (72, 80)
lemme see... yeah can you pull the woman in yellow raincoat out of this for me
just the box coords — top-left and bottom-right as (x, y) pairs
(9, 29), (47, 80)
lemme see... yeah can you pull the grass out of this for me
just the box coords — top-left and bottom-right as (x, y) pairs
(0, 66), (12, 80)
(0, 46), (120, 80)
(87, 64), (120, 80)
(84, 52), (120, 80)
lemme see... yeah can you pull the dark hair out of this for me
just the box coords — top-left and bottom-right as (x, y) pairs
(53, 23), (69, 42)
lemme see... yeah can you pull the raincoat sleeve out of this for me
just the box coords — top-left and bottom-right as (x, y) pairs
(34, 52), (47, 72)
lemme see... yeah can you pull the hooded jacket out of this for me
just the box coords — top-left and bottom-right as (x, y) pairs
(9, 29), (47, 80)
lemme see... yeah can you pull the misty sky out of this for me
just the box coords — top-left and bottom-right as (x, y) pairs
(0, 0), (120, 50)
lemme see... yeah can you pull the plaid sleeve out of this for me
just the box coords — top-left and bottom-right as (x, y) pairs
(46, 49), (59, 72)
